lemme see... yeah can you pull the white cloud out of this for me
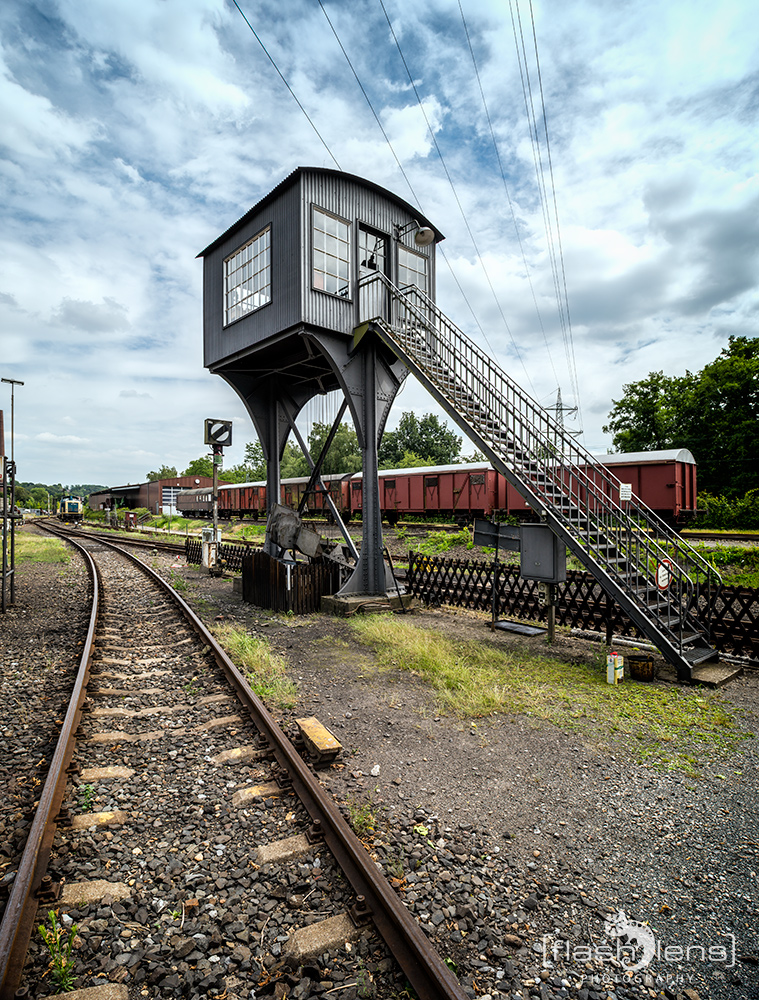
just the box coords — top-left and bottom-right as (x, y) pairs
(0, 49), (97, 159)
(1, 0), (757, 485)
(54, 297), (131, 334)
(36, 432), (90, 444)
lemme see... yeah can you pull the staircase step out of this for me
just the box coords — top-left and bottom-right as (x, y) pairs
(680, 645), (720, 666)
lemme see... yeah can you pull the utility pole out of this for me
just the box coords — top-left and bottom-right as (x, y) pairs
(1, 378), (24, 466)
(545, 387), (580, 450)
(1, 378), (23, 609)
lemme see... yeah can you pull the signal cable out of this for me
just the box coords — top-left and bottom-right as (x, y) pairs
(377, 0), (537, 395)
(230, 0), (341, 171)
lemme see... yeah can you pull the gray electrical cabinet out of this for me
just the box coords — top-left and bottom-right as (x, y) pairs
(519, 523), (566, 583)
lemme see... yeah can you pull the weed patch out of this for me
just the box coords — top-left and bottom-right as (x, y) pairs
(15, 534), (70, 565)
(347, 795), (378, 840)
(416, 527), (473, 556)
(347, 616), (751, 773)
(213, 624), (296, 709)
(39, 910), (77, 992)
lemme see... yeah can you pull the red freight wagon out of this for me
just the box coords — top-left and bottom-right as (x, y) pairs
(372, 463), (503, 524)
(177, 449), (696, 526)
(599, 449), (697, 522)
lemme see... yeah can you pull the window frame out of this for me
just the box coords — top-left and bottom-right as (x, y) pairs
(223, 224), (272, 327)
(311, 205), (352, 301)
(397, 243), (428, 295)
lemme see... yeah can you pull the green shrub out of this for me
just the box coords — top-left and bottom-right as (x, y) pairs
(697, 490), (759, 530)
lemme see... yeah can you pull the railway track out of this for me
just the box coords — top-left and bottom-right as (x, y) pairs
(0, 527), (465, 1000)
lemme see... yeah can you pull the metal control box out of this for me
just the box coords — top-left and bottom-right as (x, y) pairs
(519, 523), (566, 583)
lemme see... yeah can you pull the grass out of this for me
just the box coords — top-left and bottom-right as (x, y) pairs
(416, 527), (473, 556)
(212, 623), (296, 709)
(38, 910), (77, 992)
(346, 616), (752, 774)
(347, 795), (378, 840)
(15, 533), (70, 564)
(690, 542), (759, 588)
(167, 568), (188, 593)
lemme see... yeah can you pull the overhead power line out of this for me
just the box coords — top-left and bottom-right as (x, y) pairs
(317, 1), (520, 380)
(509, 0), (583, 427)
(457, 0), (560, 393)
(377, 0), (537, 395)
(230, 0), (341, 171)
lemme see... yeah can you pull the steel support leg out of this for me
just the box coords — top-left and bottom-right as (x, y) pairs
(339, 338), (394, 596)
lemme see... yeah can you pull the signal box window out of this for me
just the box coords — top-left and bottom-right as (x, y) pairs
(224, 226), (271, 325)
(398, 245), (427, 293)
(313, 207), (351, 297)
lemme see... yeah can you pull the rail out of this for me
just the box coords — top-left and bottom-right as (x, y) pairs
(0, 527), (466, 1000)
(0, 531), (99, 999)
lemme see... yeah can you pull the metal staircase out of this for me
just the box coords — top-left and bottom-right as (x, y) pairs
(356, 272), (720, 682)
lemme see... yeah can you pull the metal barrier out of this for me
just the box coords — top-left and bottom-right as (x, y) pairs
(407, 551), (758, 663)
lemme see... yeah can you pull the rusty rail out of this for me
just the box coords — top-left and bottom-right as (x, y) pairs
(0, 531), (100, 999)
(3, 529), (467, 1000)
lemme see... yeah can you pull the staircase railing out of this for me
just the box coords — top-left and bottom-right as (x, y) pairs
(358, 271), (719, 656)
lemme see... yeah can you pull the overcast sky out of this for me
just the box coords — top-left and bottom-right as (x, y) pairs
(2, 0), (757, 489)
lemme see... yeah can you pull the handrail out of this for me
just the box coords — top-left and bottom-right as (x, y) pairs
(358, 271), (720, 661)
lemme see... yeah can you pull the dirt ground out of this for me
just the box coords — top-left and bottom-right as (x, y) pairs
(174, 555), (759, 847)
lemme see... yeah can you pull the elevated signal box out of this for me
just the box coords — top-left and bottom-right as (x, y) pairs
(198, 167), (443, 594)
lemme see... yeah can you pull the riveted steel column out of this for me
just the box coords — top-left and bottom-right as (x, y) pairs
(263, 387), (283, 557)
(339, 337), (387, 596)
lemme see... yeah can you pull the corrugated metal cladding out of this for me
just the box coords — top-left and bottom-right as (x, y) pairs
(202, 168), (440, 370)
(203, 181), (302, 369)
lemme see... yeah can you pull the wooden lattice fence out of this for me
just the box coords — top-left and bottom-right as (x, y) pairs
(185, 538), (257, 572)
(241, 551), (342, 614)
(407, 551), (759, 662)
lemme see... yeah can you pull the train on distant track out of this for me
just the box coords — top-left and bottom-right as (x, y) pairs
(58, 495), (85, 522)
(176, 449), (698, 527)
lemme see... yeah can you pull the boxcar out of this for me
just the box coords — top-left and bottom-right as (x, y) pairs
(176, 449), (697, 526)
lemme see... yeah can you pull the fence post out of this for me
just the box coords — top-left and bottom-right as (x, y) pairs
(605, 592), (614, 646)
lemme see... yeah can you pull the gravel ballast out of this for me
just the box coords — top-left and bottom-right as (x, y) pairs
(3, 527), (759, 1000)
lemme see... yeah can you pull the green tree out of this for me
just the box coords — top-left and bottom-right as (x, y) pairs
(602, 372), (683, 452)
(280, 442), (309, 479)
(397, 449), (430, 468)
(29, 487), (49, 509)
(239, 441), (267, 481)
(677, 336), (759, 497)
(221, 441), (266, 484)
(379, 412), (462, 469)
(604, 337), (759, 496)
(146, 465), (178, 482)
(182, 457), (214, 478)
(306, 421), (362, 475)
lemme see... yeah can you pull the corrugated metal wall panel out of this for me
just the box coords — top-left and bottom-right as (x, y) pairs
(204, 183), (302, 368)
(203, 169), (439, 368)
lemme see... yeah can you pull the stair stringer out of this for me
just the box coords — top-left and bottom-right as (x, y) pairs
(355, 318), (716, 683)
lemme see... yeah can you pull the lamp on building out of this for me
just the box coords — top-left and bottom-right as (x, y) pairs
(393, 220), (435, 246)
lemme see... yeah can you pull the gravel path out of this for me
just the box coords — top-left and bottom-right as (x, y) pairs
(3, 529), (759, 1000)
